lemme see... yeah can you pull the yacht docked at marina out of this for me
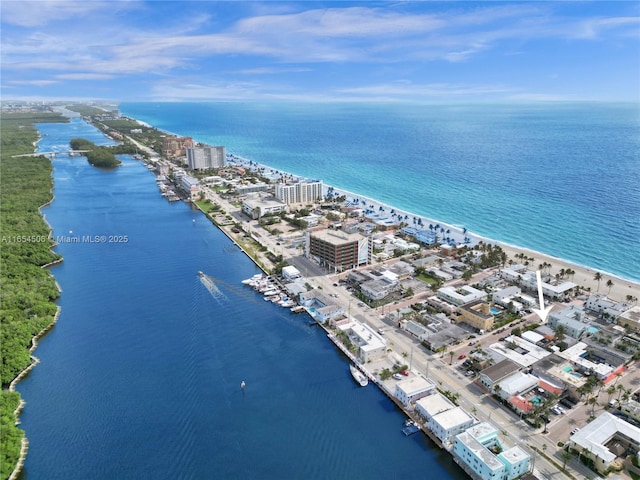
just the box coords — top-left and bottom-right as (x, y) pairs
(350, 364), (368, 387)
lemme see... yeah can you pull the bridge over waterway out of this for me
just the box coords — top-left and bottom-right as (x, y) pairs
(11, 150), (91, 158)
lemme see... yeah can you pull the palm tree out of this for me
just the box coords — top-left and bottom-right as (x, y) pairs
(588, 396), (598, 415)
(594, 272), (603, 292)
(606, 385), (617, 403)
(449, 351), (454, 365)
(606, 279), (614, 294)
(616, 383), (625, 401)
(560, 450), (572, 470)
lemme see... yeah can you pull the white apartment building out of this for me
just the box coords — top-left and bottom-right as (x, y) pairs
(179, 174), (201, 200)
(242, 197), (288, 219)
(429, 407), (475, 447)
(453, 423), (531, 480)
(568, 412), (640, 474)
(395, 376), (436, 407)
(275, 180), (323, 205)
(585, 294), (631, 318)
(186, 146), (225, 170)
(437, 285), (486, 306)
(336, 321), (387, 363)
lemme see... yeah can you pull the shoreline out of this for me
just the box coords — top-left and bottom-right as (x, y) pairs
(227, 156), (639, 297)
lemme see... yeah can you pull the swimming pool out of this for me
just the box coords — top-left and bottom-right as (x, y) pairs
(490, 307), (501, 315)
(530, 395), (545, 406)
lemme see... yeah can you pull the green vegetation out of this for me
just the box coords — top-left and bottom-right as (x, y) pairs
(1, 392), (23, 478)
(65, 104), (108, 116)
(70, 138), (122, 168)
(1, 112), (67, 158)
(1, 112), (65, 479)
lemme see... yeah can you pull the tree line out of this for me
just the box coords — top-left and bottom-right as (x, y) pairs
(1, 112), (66, 479)
(70, 138), (122, 168)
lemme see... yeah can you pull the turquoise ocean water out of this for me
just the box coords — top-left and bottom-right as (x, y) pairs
(17, 117), (465, 479)
(121, 102), (640, 282)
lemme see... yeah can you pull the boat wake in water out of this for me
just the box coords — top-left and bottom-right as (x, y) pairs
(198, 271), (228, 304)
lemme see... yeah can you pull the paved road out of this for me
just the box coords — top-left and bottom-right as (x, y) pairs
(203, 187), (633, 480)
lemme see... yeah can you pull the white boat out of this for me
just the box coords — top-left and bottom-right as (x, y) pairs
(350, 364), (369, 387)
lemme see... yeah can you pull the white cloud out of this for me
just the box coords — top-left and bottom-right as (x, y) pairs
(56, 73), (115, 80)
(8, 79), (58, 87)
(231, 67), (313, 75)
(1, 1), (140, 27)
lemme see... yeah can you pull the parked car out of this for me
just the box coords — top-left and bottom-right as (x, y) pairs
(458, 354), (466, 360)
(400, 370), (409, 376)
(466, 370), (474, 377)
(392, 373), (403, 380)
(377, 329), (385, 335)
(560, 398), (576, 409)
(571, 428), (579, 435)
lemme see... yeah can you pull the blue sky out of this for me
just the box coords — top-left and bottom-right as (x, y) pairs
(1, 1), (639, 102)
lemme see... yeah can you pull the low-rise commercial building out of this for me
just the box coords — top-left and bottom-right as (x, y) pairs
(236, 182), (270, 195)
(179, 174), (201, 200)
(479, 359), (521, 391)
(242, 197), (288, 219)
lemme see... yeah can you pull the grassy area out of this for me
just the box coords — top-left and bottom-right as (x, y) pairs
(415, 274), (441, 287)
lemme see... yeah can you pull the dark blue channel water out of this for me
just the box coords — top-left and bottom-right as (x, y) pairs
(16, 117), (464, 479)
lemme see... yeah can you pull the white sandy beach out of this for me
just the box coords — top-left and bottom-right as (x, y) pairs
(326, 185), (640, 302)
(234, 158), (640, 302)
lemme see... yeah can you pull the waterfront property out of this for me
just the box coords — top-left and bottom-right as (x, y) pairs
(161, 136), (193, 159)
(415, 392), (479, 448)
(281, 265), (302, 282)
(453, 423), (531, 480)
(336, 320), (387, 363)
(186, 146), (225, 170)
(394, 376), (436, 408)
(499, 266), (577, 301)
(275, 180), (323, 205)
(567, 412), (640, 474)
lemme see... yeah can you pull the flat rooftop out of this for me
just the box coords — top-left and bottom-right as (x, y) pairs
(310, 229), (365, 245)
(416, 392), (455, 417)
